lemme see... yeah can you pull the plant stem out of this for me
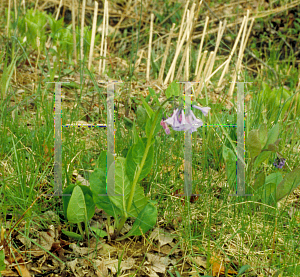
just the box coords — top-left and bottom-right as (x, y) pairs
(116, 108), (161, 234)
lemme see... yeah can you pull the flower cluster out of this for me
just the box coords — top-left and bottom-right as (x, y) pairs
(162, 105), (211, 134)
(273, 157), (286, 169)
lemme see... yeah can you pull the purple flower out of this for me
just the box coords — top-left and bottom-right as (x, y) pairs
(160, 119), (171, 135)
(164, 106), (210, 133)
(192, 105), (211, 116)
(273, 157), (286, 169)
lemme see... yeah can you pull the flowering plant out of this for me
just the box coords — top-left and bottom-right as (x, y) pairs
(223, 123), (300, 206)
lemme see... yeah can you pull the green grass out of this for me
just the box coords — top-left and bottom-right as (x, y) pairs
(0, 0), (300, 276)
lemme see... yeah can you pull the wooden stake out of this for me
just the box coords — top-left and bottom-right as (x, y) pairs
(88, 1), (98, 70)
(158, 23), (175, 82)
(146, 13), (154, 82)
(195, 16), (209, 76)
(217, 16), (246, 87)
(102, 0), (109, 73)
(80, 0), (87, 61)
(72, 0), (77, 65)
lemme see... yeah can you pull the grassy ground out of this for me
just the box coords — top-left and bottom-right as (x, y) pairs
(0, 0), (300, 276)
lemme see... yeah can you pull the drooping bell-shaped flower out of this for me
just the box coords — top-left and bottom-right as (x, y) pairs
(192, 105), (211, 116)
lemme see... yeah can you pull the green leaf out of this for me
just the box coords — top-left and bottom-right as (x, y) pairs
(145, 109), (163, 138)
(253, 151), (272, 168)
(276, 168), (300, 202)
(118, 201), (157, 239)
(108, 157), (148, 218)
(237, 265), (251, 276)
(222, 145), (236, 188)
(67, 186), (88, 224)
(140, 94), (154, 118)
(90, 227), (108, 238)
(246, 129), (261, 159)
(252, 172), (265, 191)
(264, 124), (279, 149)
(90, 168), (121, 217)
(258, 124), (268, 148)
(136, 106), (149, 128)
(0, 250), (5, 271)
(126, 138), (154, 182)
(148, 87), (160, 105)
(165, 80), (180, 98)
(63, 184), (95, 221)
(61, 229), (83, 240)
(265, 172), (283, 186)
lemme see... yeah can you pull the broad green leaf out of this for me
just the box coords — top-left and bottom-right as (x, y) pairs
(128, 184), (148, 218)
(258, 124), (268, 148)
(90, 168), (121, 217)
(264, 124), (279, 149)
(222, 145), (236, 188)
(253, 151), (272, 168)
(63, 184), (95, 221)
(95, 150), (107, 170)
(90, 227), (107, 238)
(61, 229), (83, 240)
(145, 109), (163, 138)
(126, 138), (154, 182)
(246, 129), (261, 159)
(119, 201), (157, 238)
(136, 106), (149, 128)
(276, 168), (300, 202)
(67, 185), (87, 224)
(265, 172), (283, 186)
(109, 158), (147, 217)
(140, 94), (154, 118)
(108, 157), (130, 215)
(254, 182), (277, 205)
(252, 172), (265, 191)
(165, 80), (180, 98)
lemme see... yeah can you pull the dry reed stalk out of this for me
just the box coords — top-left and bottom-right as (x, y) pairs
(72, 0), (77, 65)
(205, 59), (227, 83)
(195, 16), (209, 76)
(185, 9), (190, 81)
(195, 50), (208, 81)
(98, 0), (107, 74)
(146, 13), (154, 82)
(80, 0), (87, 61)
(34, 0), (39, 11)
(196, 51), (214, 97)
(102, 0), (109, 73)
(206, 19), (226, 82)
(217, 16), (246, 87)
(169, 0), (190, 82)
(175, 8), (194, 81)
(228, 11), (252, 97)
(164, 3), (196, 85)
(88, 1), (98, 70)
(158, 23), (175, 82)
(7, 0), (11, 36)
